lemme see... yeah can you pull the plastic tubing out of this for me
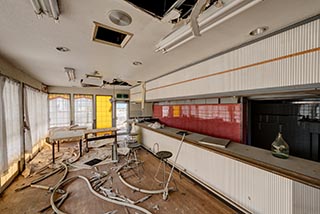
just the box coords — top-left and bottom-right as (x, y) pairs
(50, 175), (152, 214)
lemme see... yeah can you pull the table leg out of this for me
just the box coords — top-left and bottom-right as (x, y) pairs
(79, 139), (82, 157)
(52, 141), (55, 164)
(57, 141), (60, 152)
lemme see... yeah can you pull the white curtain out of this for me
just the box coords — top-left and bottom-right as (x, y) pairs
(0, 76), (8, 175)
(0, 78), (22, 174)
(24, 86), (48, 154)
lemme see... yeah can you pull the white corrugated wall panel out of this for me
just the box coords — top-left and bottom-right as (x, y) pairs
(145, 19), (320, 101)
(130, 86), (142, 102)
(293, 181), (320, 214)
(141, 128), (297, 214)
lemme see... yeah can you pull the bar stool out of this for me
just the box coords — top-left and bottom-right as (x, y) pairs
(125, 142), (143, 179)
(127, 142), (141, 163)
(154, 151), (172, 186)
(126, 133), (138, 145)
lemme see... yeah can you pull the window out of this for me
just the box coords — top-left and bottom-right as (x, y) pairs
(0, 77), (22, 187)
(49, 94), (70, 127)
(74, 94), (93, 128)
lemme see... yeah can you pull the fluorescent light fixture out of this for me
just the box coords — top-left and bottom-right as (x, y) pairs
(81, 77), (105, 87)
(65, 67), (76, 81)
(80, 72), (105, 87)
(30, 0), (60, 22)
(155, 0), (263, 53)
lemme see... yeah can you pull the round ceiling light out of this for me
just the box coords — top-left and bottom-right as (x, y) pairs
(56, 46), (70, 52)
(108, 10), (132, 26)
(249, 26), (269, 36)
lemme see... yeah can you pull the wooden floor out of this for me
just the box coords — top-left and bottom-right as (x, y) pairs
(0, 143), (239, 214)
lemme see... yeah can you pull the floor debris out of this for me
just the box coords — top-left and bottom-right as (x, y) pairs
(152, 205), (160, 211)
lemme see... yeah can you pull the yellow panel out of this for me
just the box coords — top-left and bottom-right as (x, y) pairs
(96, 95), (112, 129)
(173, 105), (180, 117)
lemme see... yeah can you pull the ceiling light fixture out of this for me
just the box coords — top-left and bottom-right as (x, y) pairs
(108, 10), (132, 26)
(133, 61), (142, 66)
(64, 67), (76, 81)
(155, 0), (263, 53)
(81, 71), (105, 87)
(249, 26), (268, 36)
(56, 46), (70, 52)
(30, 0), (60, 22)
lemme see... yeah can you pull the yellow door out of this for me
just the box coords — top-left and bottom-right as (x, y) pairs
(96, 95), (112, 129)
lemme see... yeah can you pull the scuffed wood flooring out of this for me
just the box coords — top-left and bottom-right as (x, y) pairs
(0, 143), (239, 214)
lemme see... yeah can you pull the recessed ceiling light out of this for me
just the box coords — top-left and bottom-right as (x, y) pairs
(56, 46), (70, 52)
(249, 26), (269, 36)
(133, 61), (142, 66)
(108, 10), (132, 26)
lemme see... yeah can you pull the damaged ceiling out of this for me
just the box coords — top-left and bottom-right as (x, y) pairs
(0, 0), (319, 89)
(125, 0), (203, 19)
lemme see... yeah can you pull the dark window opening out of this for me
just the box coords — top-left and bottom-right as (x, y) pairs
(249, 99), (320, 162)
(92, 22), (132, 48)
(95, 26), (127, 45)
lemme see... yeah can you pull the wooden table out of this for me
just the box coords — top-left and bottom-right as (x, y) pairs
(49, 130), (85, 164)
(84, 128), (118, 161)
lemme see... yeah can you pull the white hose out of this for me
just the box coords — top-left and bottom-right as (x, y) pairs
(163, 133), (185, 199)
(118, 172), (165, 194)
(118, 134), (186, 200)
(50, 175), (152, 214)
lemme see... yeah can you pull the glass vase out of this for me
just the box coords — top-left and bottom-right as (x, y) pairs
(271, 132), (289, 159)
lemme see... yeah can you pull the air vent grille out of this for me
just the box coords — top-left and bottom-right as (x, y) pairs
(92, 21), (133, 48)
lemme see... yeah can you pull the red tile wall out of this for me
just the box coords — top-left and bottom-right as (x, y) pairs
(153, 104), (242, 143)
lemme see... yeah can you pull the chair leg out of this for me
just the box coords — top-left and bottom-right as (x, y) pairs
(154, 160), (164, 184)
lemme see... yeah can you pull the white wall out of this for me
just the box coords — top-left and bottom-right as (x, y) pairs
(0, 56), (43, 89)
(48, 86), (129, 95)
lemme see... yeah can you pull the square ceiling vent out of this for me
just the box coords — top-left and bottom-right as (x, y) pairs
(92, 21), (133, 48)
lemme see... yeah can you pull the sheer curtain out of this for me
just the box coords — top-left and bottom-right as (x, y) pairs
(24, 86), (48, 157)
(0, 76), (8, 175)
(0, 78), (22, 175)
(49, 94), (70, 127)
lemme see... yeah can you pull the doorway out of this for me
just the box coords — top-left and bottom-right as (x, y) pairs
(95, 95), (112, 129)
(116, 102), (129, 133)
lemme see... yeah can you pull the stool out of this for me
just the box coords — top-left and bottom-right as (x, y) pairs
(126, 133), (138, 145)
(154, 151), (172, 186)
(125, 142), (143, 179)
(127, 142), (141, 163)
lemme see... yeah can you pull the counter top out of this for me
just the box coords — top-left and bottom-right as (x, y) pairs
(137, 122), (320, 189)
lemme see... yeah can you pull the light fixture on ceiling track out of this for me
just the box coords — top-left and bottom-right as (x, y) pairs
(30, 0), (60, 22)
(155, 0), (263, 53)
(64, 67), (76, 81)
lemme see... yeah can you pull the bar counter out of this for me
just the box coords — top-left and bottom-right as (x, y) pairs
(137, 122), (320, 189)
